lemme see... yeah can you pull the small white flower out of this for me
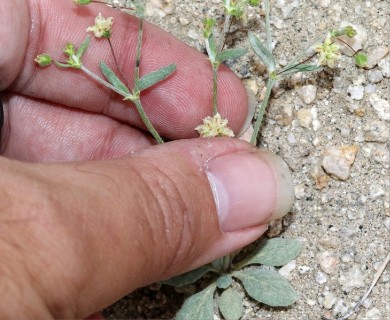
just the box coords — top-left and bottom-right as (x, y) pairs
(195, 113), (235, 138)
(314, 33), (341, 68)
(86, 13), (114, 38)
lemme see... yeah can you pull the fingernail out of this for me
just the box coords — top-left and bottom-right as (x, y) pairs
(236, 88), (257, 137)
(205, 150), (294, 232)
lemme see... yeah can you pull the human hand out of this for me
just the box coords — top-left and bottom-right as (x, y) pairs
(0, 0), (294, 318)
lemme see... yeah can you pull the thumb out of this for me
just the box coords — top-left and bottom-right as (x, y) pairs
(7, 138), (294, 317)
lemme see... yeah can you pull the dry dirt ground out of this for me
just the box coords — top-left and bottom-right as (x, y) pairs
(103, 0), (389, 319)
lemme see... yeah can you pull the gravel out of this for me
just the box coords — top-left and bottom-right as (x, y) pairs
(103, 0), (390, 319)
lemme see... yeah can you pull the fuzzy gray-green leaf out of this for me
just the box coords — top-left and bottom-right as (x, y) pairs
(279, 64), (321, 76)
(216, 274), (233, 289)
(218, 287), (243, 320)
(206, 33), (217, 63)
(217, 48), (247, 63)
(76, 36), (91, 59)
(248, 32), (276, 72)
(234, 268), (298, 307)
(241, 238), (303, 268)
(137, 64), (176, 91)
(100, 61), (131, 96)
(161, 265), (215, 287)
(175, 283), (216, 320)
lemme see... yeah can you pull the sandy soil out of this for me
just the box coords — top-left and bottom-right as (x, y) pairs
(103, 0), (389, 319)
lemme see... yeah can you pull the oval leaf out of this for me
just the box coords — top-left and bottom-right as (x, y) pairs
(100, 61), (131, 96)
(76, 36), (91, 59)
(279, 64), (321, 76)
(234, 268), (298, 307)
(248, 32), (276, 72)
(217, 48), (247, 63)
(161, 265), (215, 287)
(175, 283), (216, 320)
(216, 274), (233, 289)
(218, 288), (243, 320)
(242, 238), (303, 267)
(137, 63), (176, 91)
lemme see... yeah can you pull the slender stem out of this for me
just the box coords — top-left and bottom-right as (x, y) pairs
(212, 64), (219, 116)
(108, 38), (128, 86)
(222, 254), (232, 273)
(334, 37), (358, 55)
(250, 78), (276, 145)
(264, 0), (272, 52)
(134, 18), (143, 91)
(133, 100), (164, 144)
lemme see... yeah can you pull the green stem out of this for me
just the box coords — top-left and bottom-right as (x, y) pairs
(134, 17), (143, 92)
(133, 100), (164, 144)
(264, 0), (272, 52)
(250, 78), (276, 145)
(222, 254), (232, 272)
(212, 64), (219, 115)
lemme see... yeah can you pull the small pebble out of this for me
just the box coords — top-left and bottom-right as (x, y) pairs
(322, 291), (337, 309)
(369, 94), (390, 120)
(322, 145), (359, 180)
(298, 265), (311, 275)
(367, 70), (383, 83)
(279, 260), (296, 280)
(333, 298), (349, 316)
(364, 83), (376, 94)
(145, 0), (175, 17)
(187, 29), (199, 40)
(384, 217), (390, 231)
(364, 120), (389, 143)
(319, 236), (338, 249)
(378, 57), (390, 77)
(317, 251), (339, 274)
(369, 184), (385, 200)
(364, 307), (382, 319)
(338, 265), (366, 292)
(294, 184), (306, 200)
(347, 84), (364, 100)
(306, 299), (316, 306)
(365, 45), (389, 69)
(316, 271), (327, 284)
(362, 298), (372, 309)
(297, 109), (313, 128)
(297, 85), (317, 104)
(178, 17), (189, 26)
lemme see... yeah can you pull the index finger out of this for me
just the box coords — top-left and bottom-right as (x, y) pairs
(1, 0), (250, 139)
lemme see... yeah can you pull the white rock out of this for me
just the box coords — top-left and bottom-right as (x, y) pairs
(145, 0), (175, 17)
(366, 45), (390, 69)
(298, 109), (313, 128)
(187, 29), (199, 40)
(384, 217), (390, 231)
(294, 184), (306, 199)
(378, 57), (390, 77)
(317, 251), (339, 274)
(279, 260), (296, 280)
(297, 85), (317, 104)
(338, 22), (367, 56)
(178, 17), (189, 26)
(369, 94), (390, 120)
(322, 291), (337, 309)
(369, 184), (385, 200)
(322, 145), (359, 180)
(347, 85), (364, 100)
(364, 307), (382, 319)
(298, 265), (311, 275)
(315, 271), (327, 284)
(338, 265), (366, 292)
(364, 120), (389, 143)
(364, 83), (376, 94)
(367, 70), (383, 83)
